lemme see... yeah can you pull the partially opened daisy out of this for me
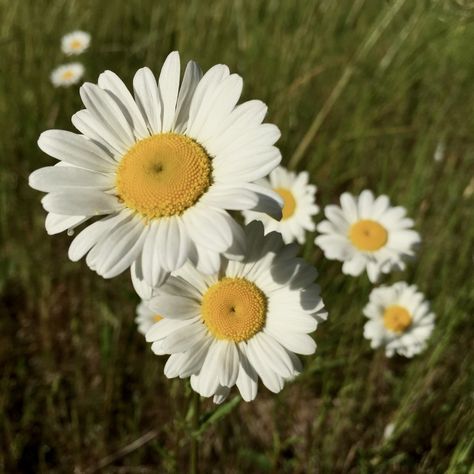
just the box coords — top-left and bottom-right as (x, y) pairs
(363, 282), (435, 357)
(315, 190), (421, 283)
(242, 166), (319, 244)
(30, 51), (282, 286)
(50, 63), (84, 87)
(61, 31), (91, 56)
(145, 221), (327, 404)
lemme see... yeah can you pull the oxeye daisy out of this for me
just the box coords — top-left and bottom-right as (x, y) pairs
(242, 166), (319, 244)
(363, 282), (435, 357)
(30, 51), (283, 286)
(315, 190), (421, 283)
(61, 31), (91, 56)
(50, 63), (84, 87)
(145, 221), (327, 404)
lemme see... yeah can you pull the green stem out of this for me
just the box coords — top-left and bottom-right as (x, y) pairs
(189, 391), (200, 474)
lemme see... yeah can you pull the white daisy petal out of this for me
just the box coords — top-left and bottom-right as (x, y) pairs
(133, 67), (162, 133)
(45, 213), (87, 235)
(158, 51), (181, 132)
(42, 190), (121, 216)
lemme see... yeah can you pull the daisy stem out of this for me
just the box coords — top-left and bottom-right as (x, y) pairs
(189, 390), (201, 474)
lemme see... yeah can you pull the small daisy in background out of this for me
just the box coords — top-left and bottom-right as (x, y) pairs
(242, 166), (319, 244)
(145, 221), (327, 404)
(61, 30), (91, 56)
(363, 282), (435, 358)
(315, 190), (421, 283)
(50, 63), (85, 87)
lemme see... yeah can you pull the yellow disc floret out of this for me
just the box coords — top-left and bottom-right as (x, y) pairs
(201, 278), (267, 342)
(383, 305), (412, 333)
(153, 314), (163, 322)
(275, 187), (297, 220)
(116, 133), (212, 220)
(349, 219), (388, 251)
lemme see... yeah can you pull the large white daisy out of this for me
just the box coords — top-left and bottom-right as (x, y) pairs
(50, 63), (85, 87)
(30, 51), (283, 286)
(242, 166), (319, 244)
(363, 282), (435, 357)
(315, 190), (421, 283)
(61, 31), (91, 56)
(145, 221), (327, 404)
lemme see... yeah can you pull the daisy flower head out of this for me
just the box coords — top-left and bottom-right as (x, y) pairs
(242, 166), (319, 244)
(315, 190), (421, 283)
(50, 63), (85, 87)
(363, 282), (435, 357)
(61, 30), (91, 56)
(30, 51), (283, 287)
(145, 221), (327, 404)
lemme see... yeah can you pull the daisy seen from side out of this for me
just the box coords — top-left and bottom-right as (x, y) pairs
(315, 190), (421, 283)
(242, 166), (319, 244)
(30, 51), (283, 287)
(363, 282), (435, 357)
(145, 221), (327, 404)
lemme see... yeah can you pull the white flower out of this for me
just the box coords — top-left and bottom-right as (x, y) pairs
(363, 282), (435, 358)
(145, 221), (327, 404)
(50, 63), (84, 87)
(61, 31), (91, 56)
(135, 301), (163, 336)
(315, 190), (421, 283)
(242, 166), (319, 244)
(30, 51), (283, 287)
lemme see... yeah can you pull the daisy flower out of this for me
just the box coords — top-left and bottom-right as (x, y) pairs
(363, 282), (435, 357)
(30, 51), (283, 287)
(315, 190), (421, 283)
(61, 31), (91, 56)
(145, 221), (327, 404)
(50, 63), (84, 87)
(242, 166), (319, 244)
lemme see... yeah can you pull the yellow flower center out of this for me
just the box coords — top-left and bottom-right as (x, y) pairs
(70, 39), (83, 50)
(201, 278), (267, 342)
(116, 133), (212, 220)
(383, 305), (412, 333)
(349, 219), (388, 251)
(61, 70), (75, 80)
(153, 314), (163, 322)
(275, 187), (296, 220)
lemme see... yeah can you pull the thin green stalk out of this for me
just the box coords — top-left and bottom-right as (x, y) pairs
(189, 391), (200, 474)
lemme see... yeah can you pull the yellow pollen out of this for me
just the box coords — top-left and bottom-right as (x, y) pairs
(383, 305), (412, 333)
(61, 70), (75, 80)
(349, 219), (388, 251)
(153, 314), (163, 322)
(201, 278), (267, 342)
(70, 39), (83, 49)
(116, 133), (212, 220)
(275, 187), (297, 220)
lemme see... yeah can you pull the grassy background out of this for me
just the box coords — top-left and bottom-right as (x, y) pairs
(1, 0), (473, 472)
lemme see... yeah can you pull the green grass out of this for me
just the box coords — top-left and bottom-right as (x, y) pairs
(1, 0), (474, 472)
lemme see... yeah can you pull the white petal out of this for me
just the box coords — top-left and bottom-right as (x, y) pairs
(159, 51), (181, 132)
(218, 342), (239, 387)
(133, 67), (162, 133)
(45, 213), (87, 235)
(42, 190), (122, 216)
(264, 327), (316, 355)
(38, 130), (116, 171)
(29, 166), (113, 192)
(236, 344), (258, 402)
(246, 339), (284, 393)
(160, 321), (207, 353)
(151, 293), (200, 319)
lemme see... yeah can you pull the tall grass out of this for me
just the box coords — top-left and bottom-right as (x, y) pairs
(0, 0), (473, 472)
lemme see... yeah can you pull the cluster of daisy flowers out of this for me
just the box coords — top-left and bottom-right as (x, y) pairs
(50, 31), (90, 87)
(30, 51), (435, 405)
